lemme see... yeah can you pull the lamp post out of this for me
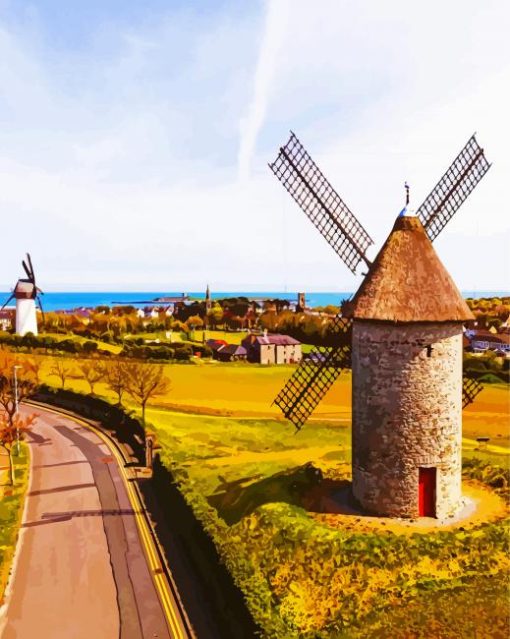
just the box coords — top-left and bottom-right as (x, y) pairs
(13, 365), (21, 456)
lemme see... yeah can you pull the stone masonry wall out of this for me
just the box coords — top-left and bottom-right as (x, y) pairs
(352, 321), (464, 518)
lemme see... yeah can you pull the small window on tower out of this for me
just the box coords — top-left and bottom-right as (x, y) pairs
(426, 345), (433, 358)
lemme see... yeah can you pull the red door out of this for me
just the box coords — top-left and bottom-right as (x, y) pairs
(418, 467), (436, 517)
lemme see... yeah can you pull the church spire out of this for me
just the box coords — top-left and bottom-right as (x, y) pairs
(205, 284), (211, 312)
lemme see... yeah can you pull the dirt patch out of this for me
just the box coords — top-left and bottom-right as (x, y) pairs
(307, 480), (507, 535)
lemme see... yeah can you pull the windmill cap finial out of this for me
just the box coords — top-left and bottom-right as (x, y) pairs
(398, 181), (415, 217)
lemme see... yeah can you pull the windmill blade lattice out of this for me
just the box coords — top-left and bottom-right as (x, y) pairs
(269, 132), (374, 274)
(417, 135), (491, 242)
(462, 376), (483, 409)
(274, 316), (352, 430)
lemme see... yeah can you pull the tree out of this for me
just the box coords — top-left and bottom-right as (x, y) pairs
(103, 359), (131, 406)
(25, 357), (42, 383)
(0, 353), (39, 420)
(0, 413), (35, 485)
(206, 303), (224, 329)
(0, 353), (39, 485)
(77, 360), (105, 395)
(50, 359), (74, 389)
(125, 362), (171, 424)
(186, 315), (204, 330)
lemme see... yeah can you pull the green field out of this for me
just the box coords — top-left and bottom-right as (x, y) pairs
(16, 353), (510, 636)
(149, 407), (508, 637)
(34, 355), (508, 443)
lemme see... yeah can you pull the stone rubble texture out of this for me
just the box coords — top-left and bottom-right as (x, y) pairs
(352, 320), (464, 518)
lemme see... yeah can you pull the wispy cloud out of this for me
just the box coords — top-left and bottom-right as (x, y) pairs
(0, 1), (508, 292)
(237, 0), (290, 182)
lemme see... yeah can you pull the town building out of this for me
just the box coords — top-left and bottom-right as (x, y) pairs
(467, 331), (510, 353)
(241, 333), (302, 365)
(0, 309), (13, 331)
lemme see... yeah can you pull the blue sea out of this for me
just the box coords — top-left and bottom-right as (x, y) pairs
(0, 290), (508, 312)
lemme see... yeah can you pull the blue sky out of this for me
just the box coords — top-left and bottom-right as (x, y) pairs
(0, 0), (508, 292)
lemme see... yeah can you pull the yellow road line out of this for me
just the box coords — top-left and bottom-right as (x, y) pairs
(30, 403), (187, 639)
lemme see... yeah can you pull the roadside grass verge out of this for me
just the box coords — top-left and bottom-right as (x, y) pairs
(0, 443), (29, 605)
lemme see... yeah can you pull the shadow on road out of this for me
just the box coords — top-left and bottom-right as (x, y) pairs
(29, 482), (96, 497)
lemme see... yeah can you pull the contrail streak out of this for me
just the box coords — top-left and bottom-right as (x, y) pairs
(238, 0), (290, 182)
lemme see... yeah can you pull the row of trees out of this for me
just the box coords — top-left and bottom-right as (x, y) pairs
(259, 310), (340, 346)
(0, 332), (203, 361)
(49, 358), (170, 423)
(465, 297), (510, 330)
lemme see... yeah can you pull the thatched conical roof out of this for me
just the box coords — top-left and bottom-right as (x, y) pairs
(345, 215), (474, 322)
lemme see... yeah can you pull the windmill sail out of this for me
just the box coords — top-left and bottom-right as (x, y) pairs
(416, 135), (491, 242)
(22, 259), (33, 281)
(0, 293), (15, 311)
(274, 344), (350, 430)
(462, 376), (483, 408)
(273, 316), (352, 429)
(269, 132), (374, 273)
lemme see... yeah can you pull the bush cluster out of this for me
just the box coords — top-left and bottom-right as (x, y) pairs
(463, 353), (509, 384)
(120, 342), (212, 361)
(0, 332), (101, 355)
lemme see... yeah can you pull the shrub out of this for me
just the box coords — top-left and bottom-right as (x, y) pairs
(478, 373), (506, 384)
(82, 341), (98, 353)
(59, 339), (82, 353)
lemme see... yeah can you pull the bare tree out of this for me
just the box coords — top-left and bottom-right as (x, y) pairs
(26, 357), (42, 384)
(125, 362), (171, 424)
(49, 359), (74, 389)
(77, 360), (105, 395)
(103, 359), (131, 406)
(0, 413), (35, 485)
(0, 353), (39, 423)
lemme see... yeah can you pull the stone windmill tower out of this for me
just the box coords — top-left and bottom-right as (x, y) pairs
(1, 254), (45, 336)
(347, 213), (473, 518)
(269, 132), (490, 518)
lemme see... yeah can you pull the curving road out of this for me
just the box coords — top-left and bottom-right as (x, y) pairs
(0, 405), (190, 639)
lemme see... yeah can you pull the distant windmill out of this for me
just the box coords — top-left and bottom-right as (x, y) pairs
(269, 132), (490, 518)
(2, 254), (45, 336)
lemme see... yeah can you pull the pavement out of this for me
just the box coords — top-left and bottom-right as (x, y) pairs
(0, 405), (187, 639)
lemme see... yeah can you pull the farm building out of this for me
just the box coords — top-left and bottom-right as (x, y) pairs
(467, 331), (510, 353)
(206, 338), (228, 355)
(242, 333), (302, 365)
(215, 344), (248, 362)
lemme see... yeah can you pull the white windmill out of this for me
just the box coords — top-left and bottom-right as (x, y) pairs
(2, 254), (45, 336)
